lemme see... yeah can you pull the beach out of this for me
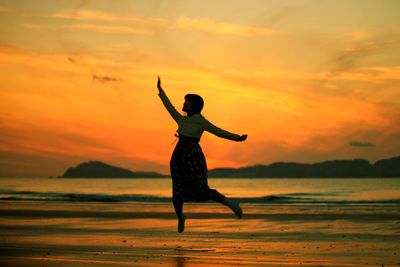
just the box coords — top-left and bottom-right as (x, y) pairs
(1, 200), (399, 267)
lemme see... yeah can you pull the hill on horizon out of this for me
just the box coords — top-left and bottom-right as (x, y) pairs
(59, 156), (400, 178)
(60, 160), (167, 178)
(208, 155), (400, 178)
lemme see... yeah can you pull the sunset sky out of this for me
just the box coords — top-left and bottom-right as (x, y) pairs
(0, 0), (399, 177)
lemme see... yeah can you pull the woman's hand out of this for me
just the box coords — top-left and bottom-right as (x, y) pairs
(238, 134), (248, 142)
(157, 76), (163, 92)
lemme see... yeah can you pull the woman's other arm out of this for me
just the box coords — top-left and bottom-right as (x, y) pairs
(157, 76), (182, 123)
(203, 117), (247, 142)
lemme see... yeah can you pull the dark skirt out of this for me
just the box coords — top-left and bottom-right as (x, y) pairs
(170, 135), (211, 202)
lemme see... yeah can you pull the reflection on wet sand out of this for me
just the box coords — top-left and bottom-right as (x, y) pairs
(174, 251), (186, 267)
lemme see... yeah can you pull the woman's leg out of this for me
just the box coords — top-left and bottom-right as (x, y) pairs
(173, 196), (184, 218)
(173, 196), (186, 233)
(208, 188), (226, 203)
(209, 188), (242, 219)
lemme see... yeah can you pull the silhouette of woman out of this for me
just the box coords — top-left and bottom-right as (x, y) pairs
(157, 76), (248, 233)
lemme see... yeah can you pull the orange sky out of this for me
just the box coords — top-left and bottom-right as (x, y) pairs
(1, 0), (400, 177)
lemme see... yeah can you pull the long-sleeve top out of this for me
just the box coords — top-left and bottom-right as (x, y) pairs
(158, 89), (241, 141)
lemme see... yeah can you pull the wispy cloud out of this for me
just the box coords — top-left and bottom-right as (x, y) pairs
(52, 9), (119, 21)
(360, 66), (400, 81)
(70, 23), (152, 34)
(215, 65), (400, 88)
(51, 9), (169, 27)
(320, 66), (400, 84)
(174, 16), (276, 36)
(22, 23), (55, 30)
(318, 30), (400, 85)
(42, 9), (276, 36)
(349, 141), (374, 147)
(92, 75), (121, 83)
(22, 22), (152, 34)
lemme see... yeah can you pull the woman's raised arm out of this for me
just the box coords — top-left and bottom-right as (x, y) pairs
(157, 76), (182, 123)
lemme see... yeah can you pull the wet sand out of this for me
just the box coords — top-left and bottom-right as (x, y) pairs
(0, 200), (399, 266)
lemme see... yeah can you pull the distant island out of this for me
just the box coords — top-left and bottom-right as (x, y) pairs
(60, 156), (400, 178)
(208, 156), (400, 178)
(60, 161), (167, 178)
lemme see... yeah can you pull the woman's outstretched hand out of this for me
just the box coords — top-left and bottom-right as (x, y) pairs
(157, 76), (163, 92)
(238, 134), (248, 142)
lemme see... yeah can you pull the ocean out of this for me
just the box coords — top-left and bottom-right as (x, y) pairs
(0, 177), (399, 205)
(1, 177), (400, 266)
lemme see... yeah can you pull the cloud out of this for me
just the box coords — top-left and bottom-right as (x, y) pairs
(23, 22), (152, 35)
(52, 9), (119, 21)
(316, 66), (400, 84)
(333, 42), (380, 72)
(52, 8), (276, 35)
(21, 23), (55, 30)
(45, 9), (276, 36)
(318, 30), (400, 84)
(175, 16), (276, 36)
(70, 23), (152, 34)
(52, 9), (169, 27)
(92, 75), (121, 83)
(255, 5), (301, 26)
(360, 66), (400, 81)
(349, 141), (374, 147)
(67, 57), (78, 64)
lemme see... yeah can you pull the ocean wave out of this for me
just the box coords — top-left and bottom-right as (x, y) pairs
(0, 189), (399, 204)
(0, 189), (168, 202)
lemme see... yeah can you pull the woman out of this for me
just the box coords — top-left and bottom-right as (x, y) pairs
(157, 76), (248, 233)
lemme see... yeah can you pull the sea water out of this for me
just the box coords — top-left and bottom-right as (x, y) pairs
(0, 177), (399, 205)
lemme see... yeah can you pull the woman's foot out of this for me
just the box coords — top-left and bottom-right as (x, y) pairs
(223, 198), (242, 219)
(178, 215), (186, 233)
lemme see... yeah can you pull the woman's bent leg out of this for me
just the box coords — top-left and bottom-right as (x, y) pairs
(209, 188), (242, 219)
(208, 188), (226, 203)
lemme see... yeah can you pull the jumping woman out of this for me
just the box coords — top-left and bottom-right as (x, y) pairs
(157, 76), (248, 233)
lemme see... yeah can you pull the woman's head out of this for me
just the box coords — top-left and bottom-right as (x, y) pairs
(183, 94), (204, 115)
